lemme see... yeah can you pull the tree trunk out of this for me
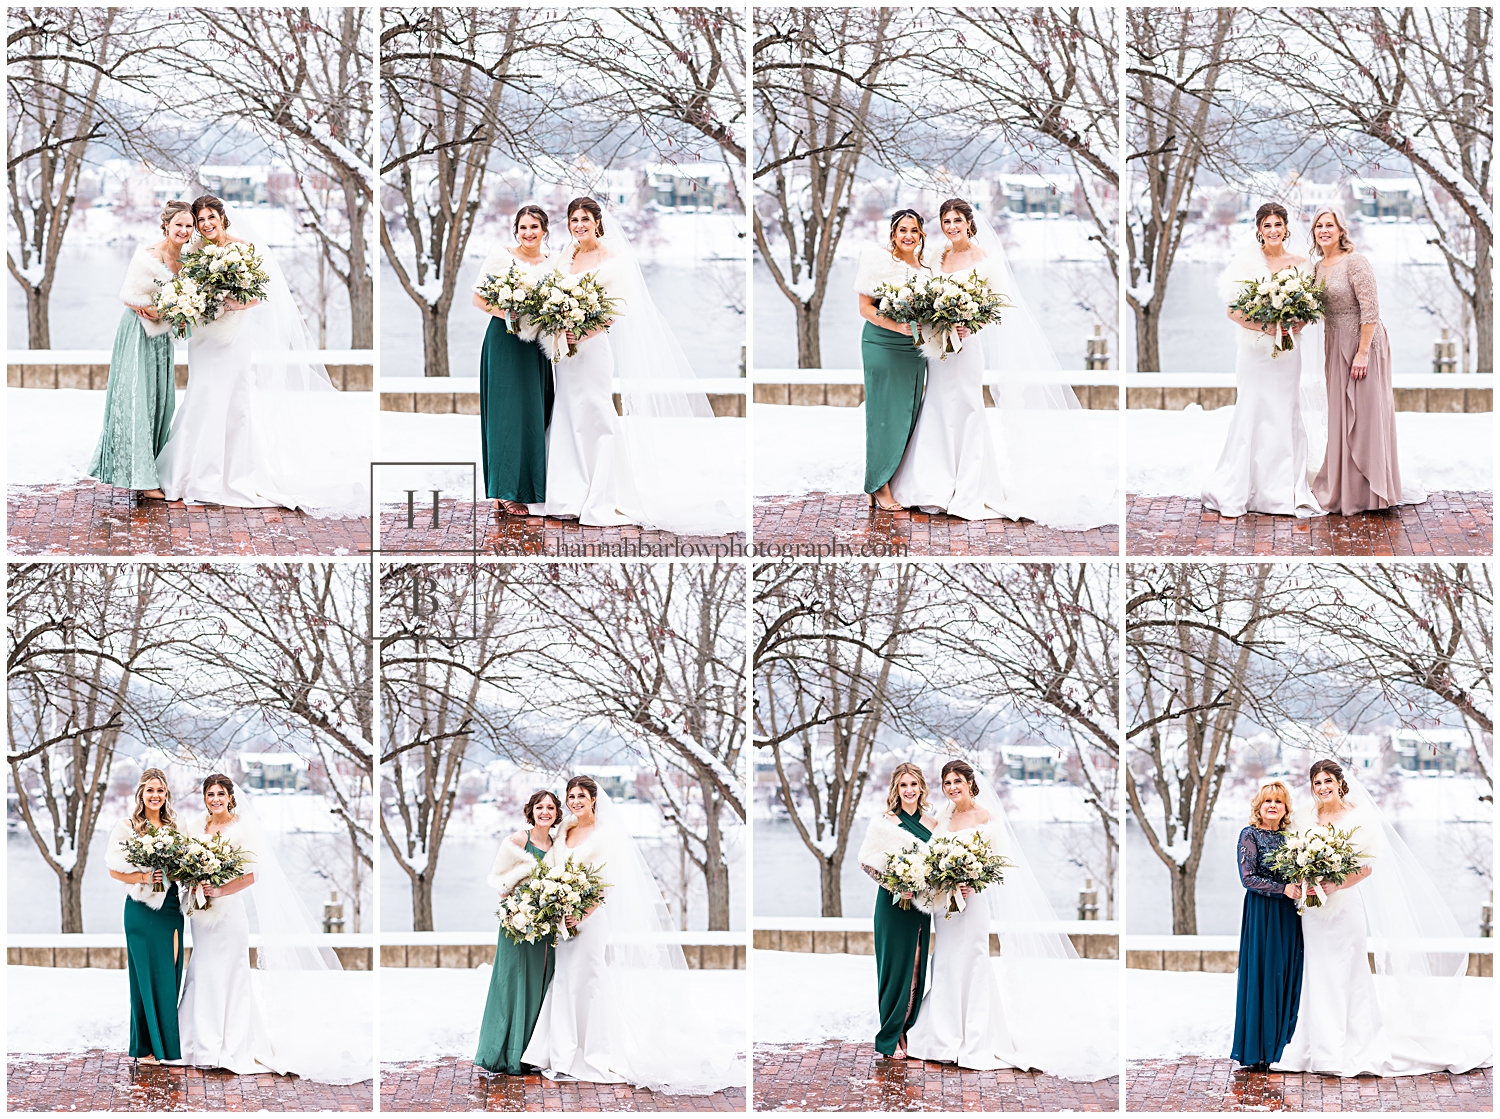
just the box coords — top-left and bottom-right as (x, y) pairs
(794, 301), (822, 369)
(1169, 861), (1198, 935)
(347, 198), (374, 350)
(819, 855), (843, 917)
(1133, 300), (1161, 373)
(59, 870), (84, 934)
(26, 285), (51, 351)
(410, 872), (435, 931)
(703, 784), (731, 931)
(1474, 227), (1492, 373)
(420, 303), (450, 378)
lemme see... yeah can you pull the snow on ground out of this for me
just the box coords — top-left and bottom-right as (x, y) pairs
(753, 404), (1120, 528)
(754, 950), (1118, 1083)
(379, 965), (746, 1080)
(1126, 969), (1493, 1061)
(8, 965), (374, 1080)
(7, 388), (375, 490)
(1126, 407), (1491, 497)
(377, 412), (747, 519)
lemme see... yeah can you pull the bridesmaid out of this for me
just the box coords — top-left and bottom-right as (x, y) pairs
(86, 200), (193, 501)
(1309, 207), (1423, 514)
(857, 763), (937, 1059)
(474, 789), (561, 1074)
(1231, 780), (1304, 1070)
(104, 768), (184, 1064)
(854, 210), (932, 512)
(472, 205), (556, 518)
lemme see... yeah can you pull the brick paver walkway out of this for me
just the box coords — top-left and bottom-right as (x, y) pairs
(380, 1058), (745, 1111)
(8, 483), (370, 557)
(1126, 1058), (1493, 1112)
(7, 1051), (372, 1111)
(378, 501), (745, 557)
(754, 494), (1119, 557)
(755, 1042), (1120, 1111)
(1126, 491), (1492, 556)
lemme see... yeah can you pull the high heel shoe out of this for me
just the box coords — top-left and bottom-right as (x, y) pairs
(869, 492), (903, 513)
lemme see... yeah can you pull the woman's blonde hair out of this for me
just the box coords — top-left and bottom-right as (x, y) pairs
(885, 762), (930, 815)
(1309, 207), (1355, 259)
(1248, 780), (1292, 830)
(159, 199), (192, 234)
(129, 767), (177, 834)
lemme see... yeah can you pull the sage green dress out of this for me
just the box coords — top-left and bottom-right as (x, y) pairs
(87, 309), (176, 490)
(474, 839), (554, 1073)
(480, 317), (554, 503)
(873, 810), (933, 1056)
(861, 321), (927, 494)
(124, 883), (184, 1060)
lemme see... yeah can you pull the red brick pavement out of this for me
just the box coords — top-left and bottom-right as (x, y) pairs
(8, 483), (370, 557)
(379, 1058), (746, 1111)
(1126, 491), (1492, 556)
(754, 494), (1120, 557)
(1126, 1058), (1493, 1112)
(6, 1051), (373, 1111)
(755, 1041), (1120, 1112)
(378, 501), (745, 557)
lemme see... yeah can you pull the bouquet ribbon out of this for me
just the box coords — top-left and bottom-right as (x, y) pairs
(945, 887), (968, 915)
(185, 881), (213, 913)
(919, 324), (965, 362)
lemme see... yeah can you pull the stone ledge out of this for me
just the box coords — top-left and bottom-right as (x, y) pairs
(1127, 385), (1491, 412)
(380, 391), (745, 418)
(752, 383), (1118, 410)
(9, 363), (372, 392)
(378, 941), (744, 969)
(752, 927), (1117, 959)
(9, 944), (371, 969)
(1125, 946), (1492, 976)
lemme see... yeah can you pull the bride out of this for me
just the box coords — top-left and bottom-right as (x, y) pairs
(1201, 202), (1323, 518)
(1273, 759), (1491, 1076)
(520, 776), (740, 1093)
(154, 194), (365, 515)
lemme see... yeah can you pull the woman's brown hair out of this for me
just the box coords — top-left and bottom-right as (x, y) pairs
(884, 762), (930, 815)
(1253, 201), (1289, 247)
(514, 204), (549, 237)
(938, 197), (978, 239)
(523, 789), (562, 825)
(566, 197), (605, 238)
(565, 774), (599, 805)
(129, 768), (178, 834)
(159, 200), (193, 234)
(190, 194), (230, 231)
(1248, 780), (1292, 830)
(202, 773), (238, 814)
(1309, 758), (1350, 798)
(940, 759), (980, 797)
(888, 208), (926, 268)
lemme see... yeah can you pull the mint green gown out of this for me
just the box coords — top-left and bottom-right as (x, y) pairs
(124, 883), (184, 1060)
(87, 309), (176, 490)
(873, 809), (933, 1055)
(474, 839), (554, 1073)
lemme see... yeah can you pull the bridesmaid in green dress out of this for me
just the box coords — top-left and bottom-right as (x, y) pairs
(104, 768), (184, 1063)
(858, 763), (937, 1059)
(855, 210), (931, 512)
(86, 201), (194, 501)
(472, 205), (555, 518)
(475, 789), (561, 1074)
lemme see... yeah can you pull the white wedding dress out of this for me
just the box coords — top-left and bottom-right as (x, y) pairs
(1201, 247), (1323, 518)
(176, 816), (282, 1075)
(1273, 796), (1491, 1076)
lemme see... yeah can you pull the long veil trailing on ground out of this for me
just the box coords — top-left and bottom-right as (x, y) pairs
(1217, 220), (1328, 470)
(573, 789), (743, 1093)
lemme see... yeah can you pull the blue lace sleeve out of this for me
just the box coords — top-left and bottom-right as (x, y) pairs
(1238, 828), (1286, 897)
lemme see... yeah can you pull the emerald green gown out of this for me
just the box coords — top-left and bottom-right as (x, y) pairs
(474, 839), (554, 1073)
(873, 810), (933, 1056)
(124, 883), (184, 1060)
(87, 309), (176, 490)
(861, 321), (926, 494)
(480, 316), (554, 503)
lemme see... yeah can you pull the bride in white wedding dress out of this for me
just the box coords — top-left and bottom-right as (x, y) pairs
(1201, 202), (1324, 518)
(520, 776), (741, 1093)
(154, 194), (366, 515)
(1272, 759), (1491, 1076)
(903, 761), (1115, 1081)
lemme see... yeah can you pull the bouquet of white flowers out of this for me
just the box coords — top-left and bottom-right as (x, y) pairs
(1268, 823), (1367, 910)
(526, 270), (620, 362)
(1227, 267), (1325, 355)
(499, 857), (610, 945)
(871, 278), (931, 348)
(475, 262), (541, 335)
(918, 270), (1012, 361)
(179, 241), (271, 318)
(170, 833), (251, 915)
(152, 275), (211, 339)
(924, 832), (1014, 917)
(878, 843), (930, 911)
(122, 825), (184, 892)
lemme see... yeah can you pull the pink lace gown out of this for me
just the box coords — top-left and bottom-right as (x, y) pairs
(1311, 252), (1420, 514)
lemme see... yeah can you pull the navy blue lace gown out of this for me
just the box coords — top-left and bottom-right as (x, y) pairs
(1231, 825), (1304, 1066)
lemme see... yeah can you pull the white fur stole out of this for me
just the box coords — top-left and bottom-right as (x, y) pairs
(488, 833), (543, 897)
(105, 818), (170, 910)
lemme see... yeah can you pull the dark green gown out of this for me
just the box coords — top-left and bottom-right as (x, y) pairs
(480, 316), (554, 503)
(475, 839), (554, 1073)
(873, 810), (933, 1056)
(861, 320), (927, 494)
(124, 883), (184, 1060)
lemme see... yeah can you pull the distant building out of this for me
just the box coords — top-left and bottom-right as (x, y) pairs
(998, 174), (1073, 216)
(1350, 178), (1425, 220)
(1391, 729), (1468, 774)
(238, 752), (309, 791)
(197, 166), (271, 206)
(1003, 745), (1059, 784)
(647, 163), (731, 211)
